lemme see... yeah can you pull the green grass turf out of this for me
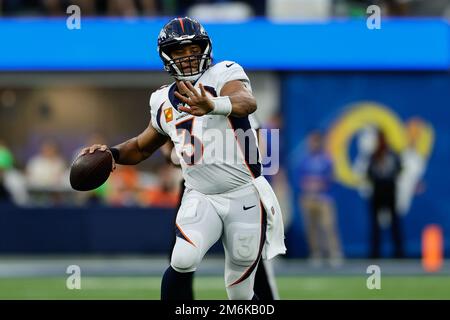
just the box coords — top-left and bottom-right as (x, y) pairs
(0, 276), (449, 300)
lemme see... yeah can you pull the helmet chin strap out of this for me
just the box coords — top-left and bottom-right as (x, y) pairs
(174, 73), (202, 82)
(198, 43), (210, 73)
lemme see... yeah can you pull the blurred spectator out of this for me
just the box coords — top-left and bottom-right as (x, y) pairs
(26, 140), (67, 189)
(187, 1), (254, 21)
(382, 0), (450, 17)
(72, 132), (108, 160)
(0, 0), (160, 17)
(334, 0), (450, 17)
(42, 0), (159, 17)
(0, 143), (14, 203)
(413, 0), (450, 17)
(397, 119), (428, 216)
(104, 0), (159, 17)
(140, 0), (158, 16)
(41, 0), (68, 16)
(45, 0), (98, 16)
(268, 0), (331, 20)
(140, 162), (180, 208)
(106, 0), (138, 16)
(1, 0), (449, 17)
(352, 125), (378, 198)
(333, 0), (408, 17)
(107, 165), (141, 206)
(378, 0), (409, 16)
(243, 0), (265, 16)
(366, 129), (403, 259)
(0, 0), (36, 16)
(297, 130), (343, 267)
(0, 141), (29, 205)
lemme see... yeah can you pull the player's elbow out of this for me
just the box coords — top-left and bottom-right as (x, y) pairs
(232, 96), (257, 117)
(247, 98), (257, 114)
(240, 97), (256, 117)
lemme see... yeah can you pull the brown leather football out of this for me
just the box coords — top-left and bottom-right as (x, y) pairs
(70, 150), (112, 191)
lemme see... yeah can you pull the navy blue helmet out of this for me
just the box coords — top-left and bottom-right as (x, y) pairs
(157, 17), (212, 81)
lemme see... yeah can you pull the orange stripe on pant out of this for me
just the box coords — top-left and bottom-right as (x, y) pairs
(176, 223), (197, 247)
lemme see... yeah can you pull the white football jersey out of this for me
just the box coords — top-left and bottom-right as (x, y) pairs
(149, 61), (262, 194)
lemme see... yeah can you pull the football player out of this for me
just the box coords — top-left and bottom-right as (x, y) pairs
(163, 135), (280, 300)
(80, 17), (286, 300)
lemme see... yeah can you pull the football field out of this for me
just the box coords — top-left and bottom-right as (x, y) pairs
(1, 275), (449, 300)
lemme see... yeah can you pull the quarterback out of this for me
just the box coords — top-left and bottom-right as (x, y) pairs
(80, 17), (286, 300)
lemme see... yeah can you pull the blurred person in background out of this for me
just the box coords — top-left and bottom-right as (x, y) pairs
(26, 140), (67, 189)
(366, 129), (403, 259)
(396, 119), (429, 216)
(0, 0), (37, 16)
(107, 165), (141, 206)
(0, 0), (159, 17)
(106, 0), (158, 17)
(334, 0), (450, 17)
(297, 130), (343, 267)
(333, 0), (407, 17)
(0, 142), (14, 203)
(41, 0), (97, 16)
(41, 0), (161, 17)
(140, 162), (180, 208)
(0, 141), (29, 206)
(1, 0), (449, 17)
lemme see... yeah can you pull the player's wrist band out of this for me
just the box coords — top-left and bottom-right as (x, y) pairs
(109, 147), (120, 162)
(209, 96), (232, 116)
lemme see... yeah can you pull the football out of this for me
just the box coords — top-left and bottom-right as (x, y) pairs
(70, 149), (113, 191)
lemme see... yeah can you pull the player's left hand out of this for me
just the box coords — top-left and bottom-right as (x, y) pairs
(174, 81), (215, 116)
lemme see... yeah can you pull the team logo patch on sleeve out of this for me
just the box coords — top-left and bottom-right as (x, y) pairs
(164, 107), (173, 122)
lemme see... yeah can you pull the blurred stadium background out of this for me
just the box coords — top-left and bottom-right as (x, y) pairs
(0, 0), (449, 299)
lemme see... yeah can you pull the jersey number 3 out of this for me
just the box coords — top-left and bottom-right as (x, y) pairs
(176, 117), (204, 166)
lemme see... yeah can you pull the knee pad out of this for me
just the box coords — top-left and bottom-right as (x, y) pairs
(171, 235), (202, 272)
(225, 222), (261, 266)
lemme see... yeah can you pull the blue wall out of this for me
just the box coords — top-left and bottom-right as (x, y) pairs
(0, 204), (177, 254)
(0, 204), (226, 254)
(282, 72), (450, 258)
(0, 18), (448, 71)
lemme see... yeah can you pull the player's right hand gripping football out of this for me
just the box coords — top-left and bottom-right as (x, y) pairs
(79, 144), (116, 172)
